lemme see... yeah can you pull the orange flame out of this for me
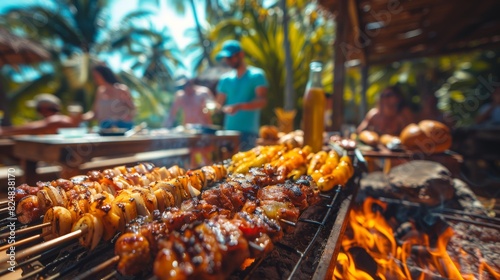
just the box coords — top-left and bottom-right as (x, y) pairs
(333, 197), (500, 279)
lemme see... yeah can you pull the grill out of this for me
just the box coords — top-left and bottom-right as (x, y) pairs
(0, 152), (363, 280)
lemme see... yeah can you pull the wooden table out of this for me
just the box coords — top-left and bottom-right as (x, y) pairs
(0, 138), (15, 160)
(12, 131), (240, 184)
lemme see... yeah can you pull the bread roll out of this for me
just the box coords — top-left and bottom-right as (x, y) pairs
(259, 125), (279, 140)
(400, 120), (451, 153)
(380, 134), (399, 146)
(359, 130), (379, 147)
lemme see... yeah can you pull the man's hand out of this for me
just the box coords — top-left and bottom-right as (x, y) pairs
(222, 104), (240, 115)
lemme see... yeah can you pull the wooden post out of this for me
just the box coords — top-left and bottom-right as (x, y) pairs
(281, 0), (295, 111)
(360, 64), (369, 123)
(331, 0), (348, 131)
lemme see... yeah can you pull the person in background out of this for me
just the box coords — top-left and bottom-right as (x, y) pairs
(418, 93), (454, 127)
(476, 85), (500, 125)
(0, 93), (77, 136)
(357, 86), (414, 136)
(215, 40), (268, 151)
(83, 64), (135, 130)
(163, 74), (214, 128)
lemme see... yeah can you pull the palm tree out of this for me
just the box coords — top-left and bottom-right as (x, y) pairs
(157, 0), (214, 71)
(1, 0), (182, 126)
(208, 0), (333, 126)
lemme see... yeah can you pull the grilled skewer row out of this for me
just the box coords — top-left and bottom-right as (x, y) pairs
(13, 162), (165, 202)
(228, 145), (355, 190)
(228, 145), (313, 185)
(15, 163), (186, 224)
(114, 174), (320, 278)
(308, 150), (355, 191)
(40, 165), (227, 249)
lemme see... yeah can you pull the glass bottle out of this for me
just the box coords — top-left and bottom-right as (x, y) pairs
(302, 62), (325, 152)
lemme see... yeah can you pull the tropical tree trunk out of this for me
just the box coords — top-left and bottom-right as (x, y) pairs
(281, 0), (294, 111)
(189, 0), (213, 66)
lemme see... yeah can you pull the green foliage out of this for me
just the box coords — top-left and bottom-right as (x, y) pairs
(207, 0), (333, 127)
(0, 0), (181, 126)
(2, 0), (499, 130)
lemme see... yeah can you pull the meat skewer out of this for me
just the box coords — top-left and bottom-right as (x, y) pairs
(114, 174), (321, 278)
(21, 165), (227, 251)
(6, 145), (354, 279)
(14, 163), (186, 225)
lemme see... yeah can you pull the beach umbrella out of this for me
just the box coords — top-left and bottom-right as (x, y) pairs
(0, 28), (51, 67)
(0, 28), (51, 126)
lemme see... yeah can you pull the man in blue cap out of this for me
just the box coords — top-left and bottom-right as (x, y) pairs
(215, 40), (269, 151)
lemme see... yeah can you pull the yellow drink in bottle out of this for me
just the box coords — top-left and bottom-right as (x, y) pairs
(303, 87), (325, 152)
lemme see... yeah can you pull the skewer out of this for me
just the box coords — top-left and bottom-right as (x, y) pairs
(432, 213), (500, 230)
(248, 241), (265, 252)
(18, 244), (86, 280)
(0, 222), (51, 240)
(0, 242), (69, 276)
(100, 270), (119, 280)
(0, 200), (8, 207)
(0, 228), (86, 264)
(280, 219), (297, 227)
(71, 255), (120, 280)
(0, 231), (50, 251)
(0, 207), (9, 215)
(19, 266), (45, 280)
(298, 219), (323, 226)
(435, 208), (500, 224)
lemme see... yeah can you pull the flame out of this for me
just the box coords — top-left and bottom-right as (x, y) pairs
(333, 197), (500, 279)
(241, 258), (255, 270)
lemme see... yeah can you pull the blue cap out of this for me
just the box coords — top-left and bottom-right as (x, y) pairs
(216, 40), (242, 61)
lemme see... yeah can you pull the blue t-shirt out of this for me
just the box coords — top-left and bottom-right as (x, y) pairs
(217, 66), (268, 134)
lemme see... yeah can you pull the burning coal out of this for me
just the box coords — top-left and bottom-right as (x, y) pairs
(333, 197), (500, 279)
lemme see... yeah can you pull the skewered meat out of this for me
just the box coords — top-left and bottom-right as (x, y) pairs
(37, 165), (227, 249)
(14, 184), (42, 201)
(115, 232), (152, 276)
(15, 195), (43, 224)
(115, 175), (319, 278)
(154, 216), (251, 280)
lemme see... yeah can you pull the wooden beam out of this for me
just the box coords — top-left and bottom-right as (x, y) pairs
(367, 40), (500, 65)
(359, 64), (369, 123)
(431, 2), (490, 53)
(332, 0), (348, 131)
(347, 0), (366, 65)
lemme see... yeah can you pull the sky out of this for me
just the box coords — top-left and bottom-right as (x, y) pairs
(0, 0), (205, 74)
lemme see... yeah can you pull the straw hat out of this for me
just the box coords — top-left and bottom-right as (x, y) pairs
(26, 93), (62, 111)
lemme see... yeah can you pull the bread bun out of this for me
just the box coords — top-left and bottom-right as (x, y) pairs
(259, 125), (279, 140)
(278, 130), (303, 148)
(359, 130), (379, 147)
(380, 134), (399, 146)
(400, 120), (452, 153)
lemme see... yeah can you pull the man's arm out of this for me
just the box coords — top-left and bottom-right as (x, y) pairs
(237, 85), (267, 110)
(356, 108), (377, 133)
(215, 92), (226, 111)
(0, 116), (74, 136)
(222, 86), (268, 114)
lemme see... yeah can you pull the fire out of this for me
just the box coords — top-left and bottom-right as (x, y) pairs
(333, 197), (500, 280)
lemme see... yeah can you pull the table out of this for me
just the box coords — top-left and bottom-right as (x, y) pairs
(12, 131), (240, 184)
(0, 138), (14, 160)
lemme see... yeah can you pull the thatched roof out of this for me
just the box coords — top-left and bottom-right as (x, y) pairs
(0, 28), (51, 66)
(318, 0), (500, 65)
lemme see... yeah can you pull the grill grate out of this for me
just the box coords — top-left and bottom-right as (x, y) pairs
(0, 154), (364, 280)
